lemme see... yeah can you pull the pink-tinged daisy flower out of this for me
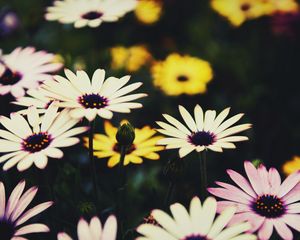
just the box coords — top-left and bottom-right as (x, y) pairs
(156, 105), (251, 158)
(0, 47), (62, 98)
(208, 161), (300, 240)
(0, 102), (88, 171)
(57, 215), (117, 240)
(0, 180), (53, 240)
(45, 0), (137, 28)
(40, 68), (147, 121)
(137, 196), (257, 240)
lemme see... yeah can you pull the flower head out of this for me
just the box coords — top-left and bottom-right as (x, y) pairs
(0, 102), (88, 171)
(151, 53), (213, 96)
(137, 196), (256, 240)
(208, 161), (300, 240)
(57, 215), (117, 240)
(84, 121), (164, 167)
(134, 0), (163, 24)
(0, 180), (53, 240)
(156, 105), (251, 158)
(0, 47), (62, 98)
(283, 156), (300, 175)
(46, 0), (137, 28)
(111, 45), (152, 72)
(40, 68), (147, 121)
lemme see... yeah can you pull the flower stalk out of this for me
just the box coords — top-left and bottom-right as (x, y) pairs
(199, 150), (207, 200)
(88, 120), (99, 207)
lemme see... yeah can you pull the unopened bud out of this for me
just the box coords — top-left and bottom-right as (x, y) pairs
(116, 122), (135, 146)
(252, 159), (264, 168)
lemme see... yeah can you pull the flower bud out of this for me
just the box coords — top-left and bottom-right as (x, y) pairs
(116, 122), (135, 146)
(252, 159), (264, 168)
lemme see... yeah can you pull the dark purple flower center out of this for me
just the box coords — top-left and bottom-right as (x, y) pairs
(252, 194), (286, 218)
(22, 132), (52, 153)
(82, 11), (103, 20)
(113, 143), (136, 154)
(0, 67), (22, 85)
(184, 235), (208, 240)
(78, 94), (108, 109)
(188, 131), (216, 147)
(0, 219), (15, 240)
(177, 75), (189, 82)
(241, 3), (251, 11)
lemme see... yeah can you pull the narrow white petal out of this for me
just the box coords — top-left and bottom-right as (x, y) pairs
(179, 106), (197, 132)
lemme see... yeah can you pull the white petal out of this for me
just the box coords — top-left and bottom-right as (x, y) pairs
(179, 105), (197, 132)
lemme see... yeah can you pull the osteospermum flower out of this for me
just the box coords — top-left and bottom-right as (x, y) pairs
(57, 215), (117, 240)
(41, 68), (147, 121)
(111, 45), (152, 72)
(0, 102), (88, 171)
(45, 0), (137, 28)
(0, 47), (62, 98)
(208, 161), (300, 240)
(134, 0), (163, 25)
(0, 180), (53, 240)
(83, 120), (164, 167)
(211, 0), (273, 27)
(151, 53), (213, 96)
(156, 105), (251, 158)
(137, 196), (257, 240)
(283, 156), (300, 175)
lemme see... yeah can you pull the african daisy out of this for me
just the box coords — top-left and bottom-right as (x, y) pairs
(208, 161), (300, 240)
(0, 180), (53, 240)
(83, 120), (164, 167)
(156, 105), (251, 158)
(57, 215), (117, 240)
(0, 102), (88, 171)
(0, 47), (62, 98)
(45, 0), (137, 28)
(40, 68), (147, 121)
(137, 196), (257, 240)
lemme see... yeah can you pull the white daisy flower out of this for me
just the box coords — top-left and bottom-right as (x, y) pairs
(156, 105), (251, 158)
(137, 196), (257, 240)
(13, 88), (54, 114)
(57, 215), (117, 240)
(45, 0), (137, 28)
(0, 102), (88, 171)
(0, 180), (53, 240)
(0, 47), (62, 98)
(40, 68), (147, 121)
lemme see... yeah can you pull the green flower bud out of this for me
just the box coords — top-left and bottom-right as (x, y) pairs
(116, 122), (135, 146)
(252, 159), (264, 168)
(77, 201), (96, 214)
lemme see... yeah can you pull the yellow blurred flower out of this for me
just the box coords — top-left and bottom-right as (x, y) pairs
(151, 53), (213, 96)
(135, 0), (163, 24)
(84, 121), (164, 168)
(211, 0), (273, 26)
(282, 156), (300, 175)
(211, 0), (299, 27)
(111, 45), (152, 72)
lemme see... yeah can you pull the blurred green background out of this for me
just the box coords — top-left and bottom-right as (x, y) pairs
(0, 0), (300, 239)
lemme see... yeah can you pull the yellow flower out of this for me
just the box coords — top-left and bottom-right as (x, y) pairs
(84, 121), (164, 168)
(134, 0), (163, 24)
(151, 53), (213, 96)
(111, 45), (152, 72)
(283, 156), (300, 175)
(211, 0), (273, 26)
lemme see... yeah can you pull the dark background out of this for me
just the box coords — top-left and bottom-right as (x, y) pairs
(0, 0), (300, 239)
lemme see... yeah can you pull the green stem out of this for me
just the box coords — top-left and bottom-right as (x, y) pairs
(164, 182), (175, 208)
(199, 150), (207, 200)
(89, 120), (99, 208)
(117, 145), (127, 240)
